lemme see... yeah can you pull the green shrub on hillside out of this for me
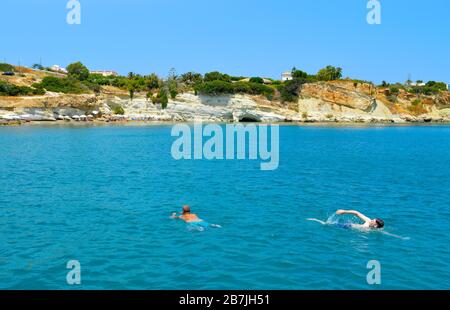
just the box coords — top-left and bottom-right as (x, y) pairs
(422, 81), (447, 95)
(66, 62), (90, 81)
(271, 80), (282, 85)
(167, 78), (178, 99)
(232, 82), (251, 93)
(277, 78), (308, 103)
(87, 73), (117, 86)
(195, 80), (235, 95)
(389, 87), (400, 95)
(317, 66), (342, 81)
(230, 76), (246, 82)
(0, 80), (45, 96)
(36, 76), (90, 94)
(195, 80), (274, 98)
(180, 72), (203, 87)
(111, 76), (130, 89)
(31, 83), (46, 95)
(152, 89), (169, 109)
(233, 82), (274, 96)
(246, 82), (274, 97)
(249, 77), (264, 84)
(113, 106), (125, 115)
(0, 63), (14, 72)
(84, 81), (102, 94)
(292, 69), (308, 79)
(204, 71), (232, 83)
(146, 73), (162, 90)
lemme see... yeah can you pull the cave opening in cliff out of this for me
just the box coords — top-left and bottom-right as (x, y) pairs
(239, 116), (261, 123)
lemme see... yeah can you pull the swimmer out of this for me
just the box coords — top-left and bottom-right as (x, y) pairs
(171, 205), (222, 229)
(171, 205), (203, 223)
(308, 209), (384, 230)
(307, 210), (410, 239)
(336, 210), (384, 229)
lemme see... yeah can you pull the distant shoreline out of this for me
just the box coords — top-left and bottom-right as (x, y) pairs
(2, 119), (450, 128)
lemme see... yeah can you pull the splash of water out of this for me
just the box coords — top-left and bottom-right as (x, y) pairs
(325, 214), (339, 224)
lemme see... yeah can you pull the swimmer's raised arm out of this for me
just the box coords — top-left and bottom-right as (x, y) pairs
(307, 218), (327, 225)
(171, 212), (181, 219)
(336, 210), (371, 223)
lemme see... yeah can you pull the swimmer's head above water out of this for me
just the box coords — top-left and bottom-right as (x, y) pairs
(182, 205), (191, 214)
(336, 210), (384, 229)
(371, 218), (385, 229)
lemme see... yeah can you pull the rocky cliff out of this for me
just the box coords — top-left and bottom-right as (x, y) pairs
(1, 81), (449, 124)
(0, 93), (100, 121)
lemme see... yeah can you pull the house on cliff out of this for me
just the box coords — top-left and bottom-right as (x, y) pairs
(90, 70), (118, 77)
(50, 65), (67, 74)
(281, 71), (293, 81)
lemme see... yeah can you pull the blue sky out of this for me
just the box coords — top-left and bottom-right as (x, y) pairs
(1, 0), (449, 83)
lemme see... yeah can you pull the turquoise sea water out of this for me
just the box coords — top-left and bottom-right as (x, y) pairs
(0, 124), (449, 290)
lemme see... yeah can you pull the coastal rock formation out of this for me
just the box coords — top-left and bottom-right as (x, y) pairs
(0, 93), (98, 109)
(105, 93), (296, 123)
(296, 98), (396, 123)
(1, 81), (450, 124)
(0, 93), (101, 121)
(300, 82), (374, 111)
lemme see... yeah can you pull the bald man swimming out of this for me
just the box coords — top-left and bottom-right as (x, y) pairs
(171, 205), (202, 223)
(171, 205), (221, 230)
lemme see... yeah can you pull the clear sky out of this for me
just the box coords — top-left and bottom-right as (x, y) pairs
(1, 0), (449, 83)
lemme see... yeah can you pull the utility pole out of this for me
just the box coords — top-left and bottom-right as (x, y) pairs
(406, 73), (412, 86)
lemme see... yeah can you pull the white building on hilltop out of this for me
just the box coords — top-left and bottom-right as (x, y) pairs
(281, 71), (293, 81)
(409, 81), (426, 87)
(50, 65), (67, 74)
(90, 70), (118, 77)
